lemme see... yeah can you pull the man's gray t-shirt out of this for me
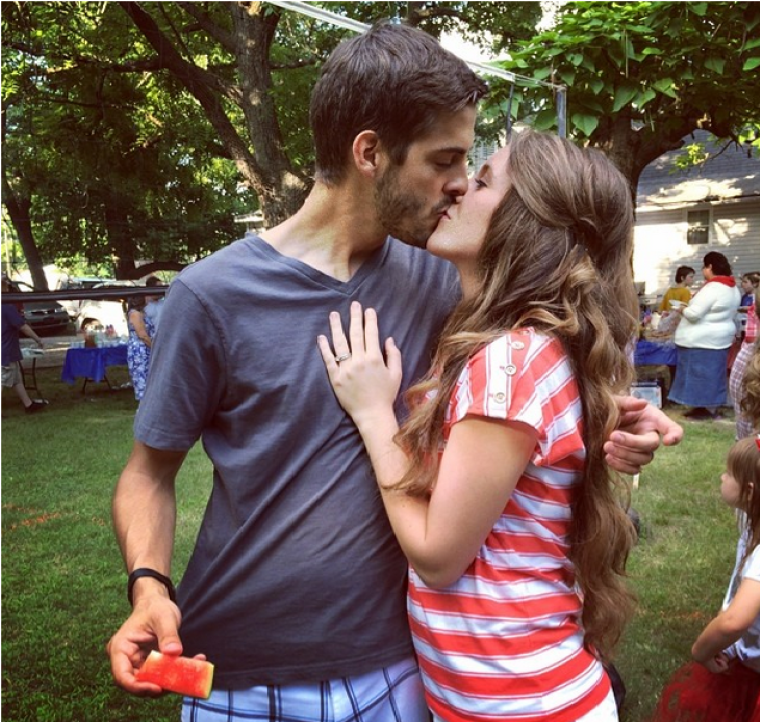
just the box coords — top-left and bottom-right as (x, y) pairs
(134, 233), (459, 688)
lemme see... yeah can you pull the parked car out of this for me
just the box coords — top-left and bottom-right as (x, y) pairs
(6, 280), (71, 336)
(76, 281), (137, 336)
(56, 277), (114, 319)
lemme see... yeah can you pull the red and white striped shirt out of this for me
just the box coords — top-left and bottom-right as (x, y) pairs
(745, 304), (758, 344)
(408, 329), (611, 722)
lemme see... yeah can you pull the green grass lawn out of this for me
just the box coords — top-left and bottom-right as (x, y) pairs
(1, 367), (740, 721)
(2, 367), (209, 721)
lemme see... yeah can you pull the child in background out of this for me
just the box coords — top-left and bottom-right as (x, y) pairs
(659, 266), (695, 313)
(651, 437), (760, 722)
(740, 272), (760, 309)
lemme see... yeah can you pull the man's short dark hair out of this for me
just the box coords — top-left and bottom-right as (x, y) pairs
(310, 21), (488, 185)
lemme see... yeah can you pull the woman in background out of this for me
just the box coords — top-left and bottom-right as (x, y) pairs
(668, 251), (741, 420)
(126, 279), (160, 401)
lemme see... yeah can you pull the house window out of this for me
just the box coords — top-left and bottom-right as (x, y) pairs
(687, 209), (710, 245)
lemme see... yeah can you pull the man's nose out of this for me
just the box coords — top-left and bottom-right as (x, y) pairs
(444, 162), (470, 198)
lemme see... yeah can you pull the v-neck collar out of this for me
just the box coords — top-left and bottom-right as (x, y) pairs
(246, 233), (391, 294)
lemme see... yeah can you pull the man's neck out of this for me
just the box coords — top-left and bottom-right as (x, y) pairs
(260, 182), (386, 282)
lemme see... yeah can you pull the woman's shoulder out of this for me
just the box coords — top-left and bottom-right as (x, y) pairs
(471, 329), (565, 371)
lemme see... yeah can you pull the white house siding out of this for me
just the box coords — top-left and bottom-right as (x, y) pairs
(634, 199), (760, 303)
(633, 209), (686, 297)
(715, 201), (760, 275)
(633, 130), (760, 305)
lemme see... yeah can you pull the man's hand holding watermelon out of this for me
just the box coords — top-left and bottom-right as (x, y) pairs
(107, 571), (184, 697)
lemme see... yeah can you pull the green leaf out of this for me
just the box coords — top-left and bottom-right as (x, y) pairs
(743, 57), (760, 72)
(532, 66), (554, 81)
(589, 77), (605, 95)
(558, 68), (576, 86)
(641, 47), (663, 56)
(704, 57), (725, 74)
(652, 78), (677, 98)
(690, 3), (708, 16)
(576, 97), (605, 114)
(612, 84), (639, 112)
(624, 35), (636, 60)
(636, 88), (657, 107)
(743, 38), (760, 51)
(571, 113), (600, 137)
(533, 108), (558, 131)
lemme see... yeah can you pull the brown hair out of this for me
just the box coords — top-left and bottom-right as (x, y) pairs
(675, 265), (695, 284)
(727, 437), (760, 569)
(309, 21), (488, 185)
(396, 130), (639, 660)
(703, 251), (733, 277)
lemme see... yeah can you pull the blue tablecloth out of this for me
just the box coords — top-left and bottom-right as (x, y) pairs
(634, 339), (678, 367)
(61, 345), (129, 384)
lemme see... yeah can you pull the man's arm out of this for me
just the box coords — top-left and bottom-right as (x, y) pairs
(19, 323), (44, 348)
(604, 396), (684, 476)
(107, 441), (187, 696)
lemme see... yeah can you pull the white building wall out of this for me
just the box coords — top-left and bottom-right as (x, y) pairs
(633, 198), (760, 305)
(715, 202), (760, 276)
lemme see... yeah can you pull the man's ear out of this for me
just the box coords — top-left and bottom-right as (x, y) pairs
(352, 130), (385, 178)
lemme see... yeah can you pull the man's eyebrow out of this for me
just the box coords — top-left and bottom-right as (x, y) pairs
(431, 146), (470, 155)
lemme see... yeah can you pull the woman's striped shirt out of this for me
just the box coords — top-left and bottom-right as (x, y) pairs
(408, 329), (611, 722)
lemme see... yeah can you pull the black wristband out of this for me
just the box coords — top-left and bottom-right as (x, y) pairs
(127, 568), (177, 607)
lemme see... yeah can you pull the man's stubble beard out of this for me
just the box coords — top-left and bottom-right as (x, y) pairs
(374, 165), (432, 250)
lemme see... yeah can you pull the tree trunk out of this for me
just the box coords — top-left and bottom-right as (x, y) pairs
(103, 191), (136, 280)
(120, 1), (309, 228)
(1, 170), (49, 290)
(591, 111), (702, 207)
(230, 3), (309, 226)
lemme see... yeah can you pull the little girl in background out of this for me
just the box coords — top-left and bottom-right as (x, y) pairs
(651, 437), (760, 722)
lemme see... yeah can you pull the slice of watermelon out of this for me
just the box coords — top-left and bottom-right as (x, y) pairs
(135, 651), (214, 699)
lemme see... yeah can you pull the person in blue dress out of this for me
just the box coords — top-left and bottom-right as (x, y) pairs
(126, 293), (156, 401)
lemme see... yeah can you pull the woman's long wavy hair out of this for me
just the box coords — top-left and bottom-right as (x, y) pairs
(395, 130), (639, 660)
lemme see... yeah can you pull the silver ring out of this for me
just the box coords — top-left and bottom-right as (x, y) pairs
(335, 353), (352, 363)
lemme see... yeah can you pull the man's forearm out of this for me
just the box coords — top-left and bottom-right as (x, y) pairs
(112, 443), (185, 600)
(20, 324), (42, 345)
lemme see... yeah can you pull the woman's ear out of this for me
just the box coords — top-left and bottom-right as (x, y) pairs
(352, 130), (384, 178)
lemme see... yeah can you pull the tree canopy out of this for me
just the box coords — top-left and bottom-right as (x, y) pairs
(498, 1), (760, 189)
